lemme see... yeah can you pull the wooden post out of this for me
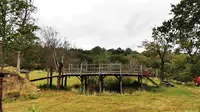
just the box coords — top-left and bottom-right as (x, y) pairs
(99, 76), (104, 93)
(64, 76), (67, 87)
(101, 76), (104, 93)
(141, 76), (143, 89)
(140, 65), (143, 89)
(119, 64), (123, 94)
(138, 76), (143, 90)
(84, 76), (88, 94)
(0, 73), (3, 112)
(81, 76), (84, 94)
(49, 67), (53, 88)
(98, 64), (101, 93)
(138, 76), (140, 83)
(119, 76), (123, 94)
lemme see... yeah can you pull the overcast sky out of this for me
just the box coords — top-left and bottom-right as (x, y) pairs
(34, 0), (181, 51)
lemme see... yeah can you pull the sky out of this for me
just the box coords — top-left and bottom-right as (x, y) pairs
(34, 0), (181, 51)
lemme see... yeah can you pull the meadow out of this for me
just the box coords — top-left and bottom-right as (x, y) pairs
(3, 71), (200, 112)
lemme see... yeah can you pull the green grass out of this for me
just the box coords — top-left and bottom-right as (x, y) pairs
(20, 70), (80, 86)
(3, 86), (200, 112)
(5, 71), (200, 112)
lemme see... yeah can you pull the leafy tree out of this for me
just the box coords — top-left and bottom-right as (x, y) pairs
(109, 54), (128, 64)
(171, 0), (200, 77)
(125, 48), (132, 55)
(91, 46), (105, 54)
(143, 21), (173, 82)
(0, 0), (39, 68)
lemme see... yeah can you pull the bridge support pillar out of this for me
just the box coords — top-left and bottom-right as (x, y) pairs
(99, 75), (105, 94)
(64, 76), (67, 87)
(116, 76), (124, 94)
(84, 76), (88, 94)
(119, 76), (123, 94)
(138, 76), (143, 90)
(61, 75), (64, 88)
(80, 76), (84, 94)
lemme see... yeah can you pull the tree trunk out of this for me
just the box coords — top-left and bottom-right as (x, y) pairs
(57, 63), (63, 89)
(160, 59), (165, 83)
(17, 51), (21, 74)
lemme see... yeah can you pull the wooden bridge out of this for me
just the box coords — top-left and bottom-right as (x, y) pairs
(29, 63), (158, 94)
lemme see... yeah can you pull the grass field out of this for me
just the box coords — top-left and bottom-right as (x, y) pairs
(3, 71), (200, 112)
(20, 70), (80, 86)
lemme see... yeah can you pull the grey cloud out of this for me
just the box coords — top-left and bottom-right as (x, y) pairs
(35, 0), (181, 51)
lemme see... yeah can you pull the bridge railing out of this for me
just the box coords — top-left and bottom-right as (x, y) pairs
(63, 63), (143, 75)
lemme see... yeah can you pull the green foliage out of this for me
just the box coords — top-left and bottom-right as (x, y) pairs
(0, 0), (40, 69)
(170, 0), (200, 76)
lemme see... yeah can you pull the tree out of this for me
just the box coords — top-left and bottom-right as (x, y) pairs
(0, 0), (39, 69)
(143, 21), (173, 82)
(125, 48), (132, 55)
(0, 0), (38, 111)
(171, 0), (200, 77)
(41, 27), (70, 70)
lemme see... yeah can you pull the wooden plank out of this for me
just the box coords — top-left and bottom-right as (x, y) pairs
(146, 77), (159, 87)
